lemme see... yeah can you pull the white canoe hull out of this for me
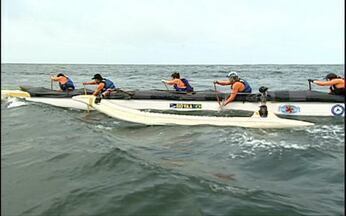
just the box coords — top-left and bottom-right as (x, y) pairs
(107, 99), (345, 117)
(27, 98), (94, 110)
(72, 95), (314, 128)
(20, 98), (346, 117)
(2, 90), (344, 117)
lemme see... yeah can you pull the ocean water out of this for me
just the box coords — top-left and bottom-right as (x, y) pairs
(1, 64), (345, 216)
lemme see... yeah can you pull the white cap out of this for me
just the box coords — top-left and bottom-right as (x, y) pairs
(227, 71), (238, 78)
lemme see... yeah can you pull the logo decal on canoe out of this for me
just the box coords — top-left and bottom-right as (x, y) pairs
(279, 104), (301, 114)
(331, 104), (345, 116)
(170, 103), (202, 109)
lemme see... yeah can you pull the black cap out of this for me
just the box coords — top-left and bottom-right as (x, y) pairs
(325, 73), (337, 80)
(57, 73), (65, 77)
(92, 74), (103, 80)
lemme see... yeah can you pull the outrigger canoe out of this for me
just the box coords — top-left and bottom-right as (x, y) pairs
(1, 85), (345, 117)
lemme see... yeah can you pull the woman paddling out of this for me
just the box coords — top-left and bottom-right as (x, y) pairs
(214, 71), (252, 107)
(162, 72), (194, 93)
(83, 74), (117, 97)
(51, 73), (75, 92)
(310, 73), (345, 95)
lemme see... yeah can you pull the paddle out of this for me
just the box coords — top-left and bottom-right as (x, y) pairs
(83, 84), (87, 95)
(213, 82), (221, 105)
(82, 84), (91, 112)
(87, 96), (93, 113)
(162, 80), (170, 91)
(307, 79), (315, 91)
(213, 82), (224, 111)
(50, 78), (53, 90)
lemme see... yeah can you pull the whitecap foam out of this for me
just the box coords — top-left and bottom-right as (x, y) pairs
(6, 98), (27, 109)
(280, 142), (308, 150)
(226, 132), (311, 159)
(306, 125), (345, 134)
(95, 124), (112, 130)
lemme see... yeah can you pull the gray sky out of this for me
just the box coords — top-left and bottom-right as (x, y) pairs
(2, 0), (344, 64)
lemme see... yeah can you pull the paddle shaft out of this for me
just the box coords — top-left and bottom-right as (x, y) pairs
(83, 84), (87, 95)
(163, 82), (169, 91)
(87, 96), (92, 113)
(213, 82), (221, 106)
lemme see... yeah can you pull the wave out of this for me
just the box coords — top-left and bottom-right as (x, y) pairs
(4, 97), (27, 109)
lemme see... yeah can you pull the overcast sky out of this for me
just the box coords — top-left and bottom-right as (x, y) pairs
(1, 0), (344, 64)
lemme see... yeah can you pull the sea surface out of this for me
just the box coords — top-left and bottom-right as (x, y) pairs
(1, 64), (345, 216)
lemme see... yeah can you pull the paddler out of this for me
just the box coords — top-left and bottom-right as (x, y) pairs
(83, 74), (117, 97)
(309, 73), (345, 95)
(51, 73), (75, 91)
(214, 71), (252, 106)
(162, 72), (194, 92)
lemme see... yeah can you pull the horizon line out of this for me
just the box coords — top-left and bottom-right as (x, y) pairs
(1, 62), (344, 65)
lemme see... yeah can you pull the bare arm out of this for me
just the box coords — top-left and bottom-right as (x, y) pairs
(215, 80), (231, 86)
(83, 81), (97, 85)
(51, 76), (61, 81)
(93, 83), (105, 96)
(313, 80), (340, 86)
(165, 79), (178, 86)
(223, 82), (242, 106)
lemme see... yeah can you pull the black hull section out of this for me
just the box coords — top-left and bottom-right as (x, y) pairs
(19, 86), (344, 103)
